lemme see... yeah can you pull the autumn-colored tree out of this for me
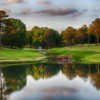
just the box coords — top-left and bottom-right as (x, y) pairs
(34, 27), (48, 48)
(44, 28), (60, 48)
(62, 27), (77, 46)
(2, 18), (27, 48)
(30, 26), (47, 48)
(76, 25), (88, 44)
(88, 18), (100, 44)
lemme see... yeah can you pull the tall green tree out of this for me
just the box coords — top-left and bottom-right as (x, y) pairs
(2, 18), (27, 48)
(26, 30), (34, 47)
(0, 10), (8, 47)
(32, 27), (47, 48)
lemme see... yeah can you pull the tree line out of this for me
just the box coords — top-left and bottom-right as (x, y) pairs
(0, 10), (100, 49)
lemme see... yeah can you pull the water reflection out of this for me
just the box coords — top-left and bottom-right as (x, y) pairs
(2, 65), (27, 95)
(0, 63), (100, 100)
(27, 63), (61, 80)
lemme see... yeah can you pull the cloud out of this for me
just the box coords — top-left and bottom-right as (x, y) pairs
(15, 7), (83, 17)
(6, 0), (22, 4)
(37, 0), (51, 5)
(35, 8), (79, 16)
(19, 8), (33, 15)
(0, 8), (11, 14)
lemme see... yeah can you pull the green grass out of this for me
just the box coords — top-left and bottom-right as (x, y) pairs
(1, 44), (100, 64)
(0, 48), (44, 63)
(46, 44), (100, 64)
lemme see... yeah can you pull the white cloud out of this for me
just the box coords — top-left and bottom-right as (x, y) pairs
(7, 0), (22, 4)
(37, 0), (51, 5)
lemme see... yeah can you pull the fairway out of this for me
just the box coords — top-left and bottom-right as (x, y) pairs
(0, 48), (44, 63)
(46, 44), (100, 64)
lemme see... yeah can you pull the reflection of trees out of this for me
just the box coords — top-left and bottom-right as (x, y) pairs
(62, 64), (76, 80)
(27, 63), (100, 90)
(2, 65), (27, 95)
(90, 72), (100, 89)
(62, 64), (89, 80)
(75, 64), (88, 79)
(62, 64), (100, 90)
(0, 68), (4, 100)
(1, 63), (100, 96)
(27, 63), (61, 80)
(89, 64), (100, 90)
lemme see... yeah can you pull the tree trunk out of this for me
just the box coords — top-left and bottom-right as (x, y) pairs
(89, 64), (91, 73)
(0, 35), (2, 48)
(96, 35), (99, 45)
(88, 34), (90, 44)
(98, 64), (99, 72)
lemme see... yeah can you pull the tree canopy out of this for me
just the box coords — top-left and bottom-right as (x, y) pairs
(2, 18), (27, 48)
(26, 27), (60, 48)
(88, 18), (100, 44)
(62, 27), (77, 45)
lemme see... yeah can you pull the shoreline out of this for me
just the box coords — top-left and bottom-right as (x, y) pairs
(0, 56), (46, 64)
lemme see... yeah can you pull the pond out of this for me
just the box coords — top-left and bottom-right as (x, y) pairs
(0, 63), (100, 100)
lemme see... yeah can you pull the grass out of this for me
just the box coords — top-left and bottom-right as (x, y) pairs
(1, 44), (100, 64)
(46, 44), (100, 64)
(0, 48), (45, 64)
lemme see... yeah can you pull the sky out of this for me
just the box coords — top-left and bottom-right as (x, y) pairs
(0, 0), (100, 31)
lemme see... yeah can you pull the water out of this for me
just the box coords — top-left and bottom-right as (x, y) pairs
(0, 63), (100, 100)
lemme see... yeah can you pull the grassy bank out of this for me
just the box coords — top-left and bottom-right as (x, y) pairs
(1, 44), (100, 64)
(46, 44), (100, 64)
(0, 48), (45, 64)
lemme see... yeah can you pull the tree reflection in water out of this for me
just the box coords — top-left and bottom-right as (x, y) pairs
(1, 63), (100, 99)
(62, 64), (100, 89)
(0, 68), (3, 100)
(2, 65), (27, 96)
(0, 67), (7, 100)
(27, 63), (62, 80)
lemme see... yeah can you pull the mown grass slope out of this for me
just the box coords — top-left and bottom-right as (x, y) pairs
(0, 48), (44, 61)
(46, 44), (100, 64)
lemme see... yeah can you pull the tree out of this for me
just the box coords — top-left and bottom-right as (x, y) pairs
(0, 10), (8, 47)
(30, 26), (47, 48)
(2, 18), (27, 48)
(62, 27), (77, 46)
(27, 27), (60, 48)
(43, 28), (60, 48)
(26, 30), (34, 47)
(88, 18), (100, 44)
(76, 25), (88, 44)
